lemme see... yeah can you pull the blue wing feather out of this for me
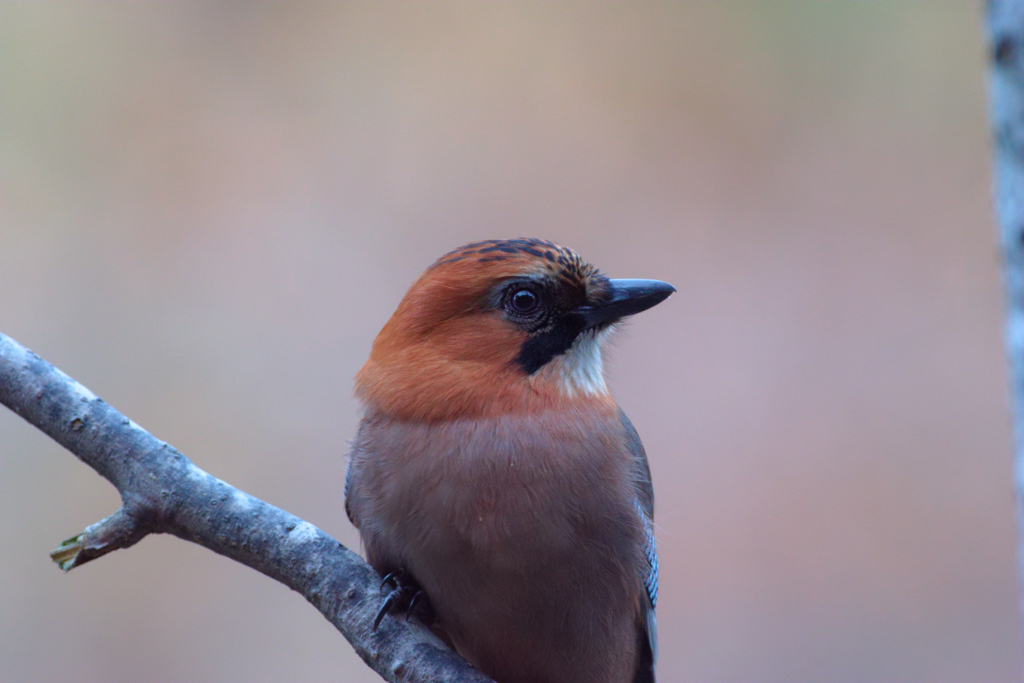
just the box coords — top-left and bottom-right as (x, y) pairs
(619, 408), (658, 683)
(636, 499), (659, 609)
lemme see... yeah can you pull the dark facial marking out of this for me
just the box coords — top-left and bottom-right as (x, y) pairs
(516, 315), (588, 374)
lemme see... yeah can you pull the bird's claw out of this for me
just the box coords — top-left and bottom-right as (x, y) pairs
(372, 570), (432, 631)
(379, 571), (401, 592)
(407, 589), (425, 615)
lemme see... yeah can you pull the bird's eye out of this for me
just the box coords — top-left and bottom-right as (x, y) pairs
(508, 288), (540, 315)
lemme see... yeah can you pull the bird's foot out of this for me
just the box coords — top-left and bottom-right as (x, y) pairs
(373, 569), (435, 631)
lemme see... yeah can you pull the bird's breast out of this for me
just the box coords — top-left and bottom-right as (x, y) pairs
(348, 405), (636, 566)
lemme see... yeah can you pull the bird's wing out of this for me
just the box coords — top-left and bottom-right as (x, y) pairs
(619, 408), (658, 683)
(344, 464), (356, 525)
(345, 418), (373, 527)
(344, 436), (359, 527)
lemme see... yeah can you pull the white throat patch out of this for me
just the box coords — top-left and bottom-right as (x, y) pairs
(534, 327), (613, 397)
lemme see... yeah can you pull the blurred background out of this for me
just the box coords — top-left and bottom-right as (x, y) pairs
(0, 3), (1015, 682)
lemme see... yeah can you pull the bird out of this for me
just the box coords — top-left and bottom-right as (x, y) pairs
(345, 238), (673, 683)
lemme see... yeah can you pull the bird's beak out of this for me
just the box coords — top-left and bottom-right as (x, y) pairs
(572, 279), (676, 330)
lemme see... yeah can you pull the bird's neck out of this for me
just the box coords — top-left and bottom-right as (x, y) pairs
(529, 327), (610, 398)
(355, 353), (615, 423)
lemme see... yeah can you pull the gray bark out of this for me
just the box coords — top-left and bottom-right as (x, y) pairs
(989, 0), (1024, 651)
(0, 332), (494, 683)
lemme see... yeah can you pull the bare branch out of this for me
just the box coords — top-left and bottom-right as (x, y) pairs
(0, 332), (494, 683)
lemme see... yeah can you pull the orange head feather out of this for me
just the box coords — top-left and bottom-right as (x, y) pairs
(356, 239), (674, 422)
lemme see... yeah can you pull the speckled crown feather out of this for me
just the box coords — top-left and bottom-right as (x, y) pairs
(430, 238), (599, 285)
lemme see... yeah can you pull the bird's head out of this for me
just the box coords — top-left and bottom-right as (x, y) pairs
(356, 239), (674, 422)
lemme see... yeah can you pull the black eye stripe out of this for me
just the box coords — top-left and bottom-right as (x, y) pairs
(492, 277), (594, 374)
(517, 316), (588, 374)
